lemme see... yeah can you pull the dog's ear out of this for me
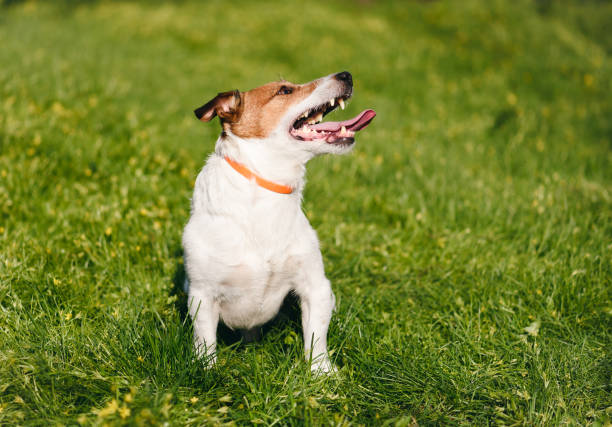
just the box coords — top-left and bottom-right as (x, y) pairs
(194, 90), (242, 123)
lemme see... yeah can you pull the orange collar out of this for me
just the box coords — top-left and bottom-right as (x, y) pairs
(224, 156), (293, 194)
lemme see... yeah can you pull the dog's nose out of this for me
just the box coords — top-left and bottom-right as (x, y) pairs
(334, 71), (353, 86)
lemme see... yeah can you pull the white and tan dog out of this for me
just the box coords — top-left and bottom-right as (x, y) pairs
(182, 71), (375, 372)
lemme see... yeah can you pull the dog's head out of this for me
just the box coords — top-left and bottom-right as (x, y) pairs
(194, 72), (375, 155)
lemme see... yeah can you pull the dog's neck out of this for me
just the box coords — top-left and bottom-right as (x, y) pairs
(215, 131), (313, 194)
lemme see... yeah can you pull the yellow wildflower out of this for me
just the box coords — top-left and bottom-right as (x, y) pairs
(118, 406), (131, 419)
(97, 399), (118, 418)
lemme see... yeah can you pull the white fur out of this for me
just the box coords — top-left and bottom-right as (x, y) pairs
(183, 73), (352, 373)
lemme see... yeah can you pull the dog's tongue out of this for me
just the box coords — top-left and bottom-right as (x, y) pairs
(310, 109), (376, 132)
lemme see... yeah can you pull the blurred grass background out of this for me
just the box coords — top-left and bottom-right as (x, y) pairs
(0, 0), (610, 425)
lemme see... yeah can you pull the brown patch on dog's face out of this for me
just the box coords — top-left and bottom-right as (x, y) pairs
(195, 80), (318, 139)
(229, 81), (317, 138)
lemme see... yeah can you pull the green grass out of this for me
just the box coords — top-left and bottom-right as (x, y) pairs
(1, 0), (611, 425)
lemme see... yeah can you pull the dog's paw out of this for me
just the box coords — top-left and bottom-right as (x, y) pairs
(194, 345), (217, 368)
(309, 357), (337, 375)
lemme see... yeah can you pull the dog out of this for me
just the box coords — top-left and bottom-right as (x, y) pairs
(182, 71), (375, 372)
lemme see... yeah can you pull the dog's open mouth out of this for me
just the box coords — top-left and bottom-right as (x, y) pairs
(290, 96), (376, 144)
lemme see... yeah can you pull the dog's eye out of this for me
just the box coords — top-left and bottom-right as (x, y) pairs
(276, 86), (293, 96)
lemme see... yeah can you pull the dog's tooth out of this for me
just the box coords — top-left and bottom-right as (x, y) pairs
(341, 125), (347, 135)
(308, 119), (316, 125)
(339, 98), (345, 110)
(315, 113), (323, 123)
(330, 98), (335, 107)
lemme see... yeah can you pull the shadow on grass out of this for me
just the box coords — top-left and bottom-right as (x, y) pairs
(170, 247), (303, 350)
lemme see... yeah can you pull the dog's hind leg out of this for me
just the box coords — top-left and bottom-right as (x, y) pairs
(188, 288), (219, 366)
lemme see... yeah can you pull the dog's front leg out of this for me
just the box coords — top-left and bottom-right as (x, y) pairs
(188, 289), (219, 366)
(296, 264), (336, 373)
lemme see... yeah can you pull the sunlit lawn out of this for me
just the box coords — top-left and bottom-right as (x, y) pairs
(0, 0), (610, 425)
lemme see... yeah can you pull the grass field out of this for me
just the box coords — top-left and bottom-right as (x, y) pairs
(1, 0), (611, 425)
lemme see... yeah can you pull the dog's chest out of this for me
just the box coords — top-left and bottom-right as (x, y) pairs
(188, 161), (317, 329)
(215, 253), (301, 329)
